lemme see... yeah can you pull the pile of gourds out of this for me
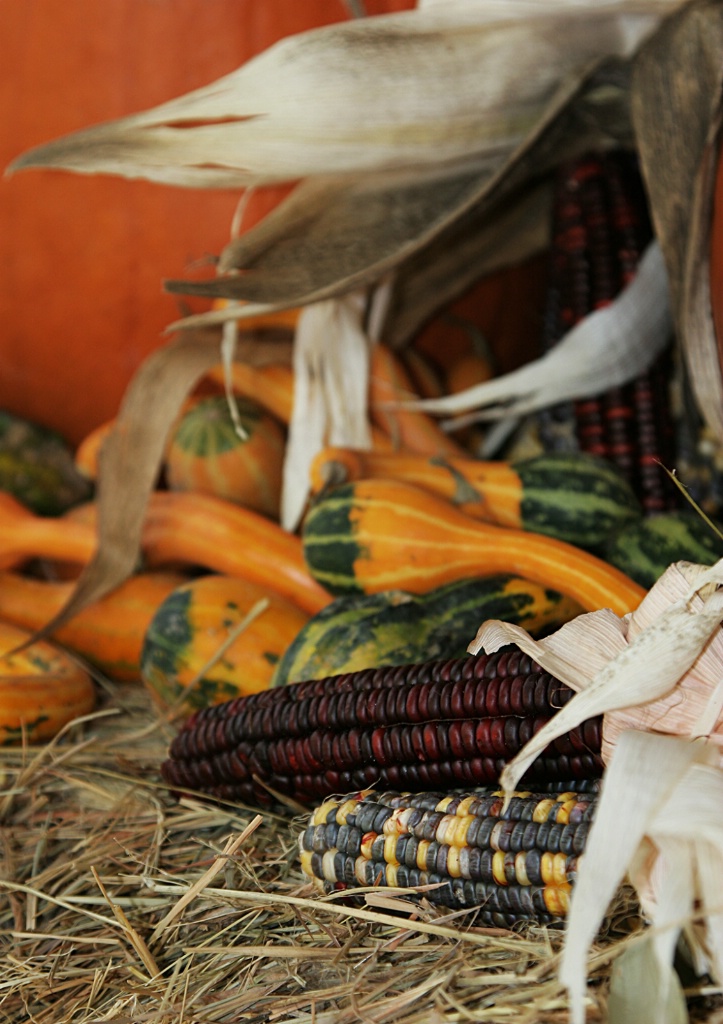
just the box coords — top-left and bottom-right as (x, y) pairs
(1, 336), (721, 745)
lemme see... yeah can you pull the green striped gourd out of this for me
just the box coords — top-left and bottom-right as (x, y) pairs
(603, 510), (723, 587)
(271, 574), (581, 687)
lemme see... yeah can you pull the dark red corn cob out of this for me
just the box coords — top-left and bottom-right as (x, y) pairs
(538, 151), (678, 515)
(161, 652), (603, 809)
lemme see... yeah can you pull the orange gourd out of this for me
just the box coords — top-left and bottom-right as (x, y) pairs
(0, 620), (96, 743)
(369, 344), (467, 457)
(302, 478), (647, 616)
(205, 363), (297, 425)
(0, 490), (333, 616)
(0, 569), (187, 681)
(307, 447), (643, 549)
(0, 492), (98, 571)
(141, 492), (333, 614)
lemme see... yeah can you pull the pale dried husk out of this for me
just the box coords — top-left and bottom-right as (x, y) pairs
(471, 559), (723, 1024)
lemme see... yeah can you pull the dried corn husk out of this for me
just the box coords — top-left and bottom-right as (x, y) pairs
(7, 4), (673, 189)
(281, 293), (374, 532)
(470, 559), (723, 1024)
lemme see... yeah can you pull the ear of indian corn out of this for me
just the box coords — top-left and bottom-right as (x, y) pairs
(537, 151), (678, 516)
(298, 786), (599, 927)
(161, 652), (603, 808)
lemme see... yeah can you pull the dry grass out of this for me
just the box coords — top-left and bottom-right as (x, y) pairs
(0, 682), (720, 1024)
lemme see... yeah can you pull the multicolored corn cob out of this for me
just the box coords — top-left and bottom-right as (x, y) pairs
(537, 151), (678, 516)
(161, 652), (603, 808)
(299, 787), (599, 927)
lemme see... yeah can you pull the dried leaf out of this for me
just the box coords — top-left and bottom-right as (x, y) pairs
(561, 732), (721, 1024)
(7, 4), (669, 189)
(607, 937), (688, 1024)
(166, 56), (635, 319)
(631, 0), (723, 443)
(282, 294), (373, 532)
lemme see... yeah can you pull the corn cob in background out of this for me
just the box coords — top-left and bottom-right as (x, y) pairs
(161, 651), (603, 809)
(299, 786), (599, 927)
(535, 151), (679, 517)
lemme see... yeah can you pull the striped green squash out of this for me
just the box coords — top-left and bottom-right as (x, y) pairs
(513, 452), (642, 548)
(603, 510), (723, 588)
(271, 574), (581, 686)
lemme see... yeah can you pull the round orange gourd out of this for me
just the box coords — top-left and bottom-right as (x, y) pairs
(0, 620), (95, 744)
(166, 395), (286, 519)
(140, 573), (310, 715)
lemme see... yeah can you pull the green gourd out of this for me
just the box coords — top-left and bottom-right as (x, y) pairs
(271, 574), (581, 687)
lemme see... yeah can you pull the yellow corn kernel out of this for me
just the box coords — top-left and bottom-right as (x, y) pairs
(354, 855), (369, 885)
(312, 799), (339, 826)
(299, 849), (314, 877)
(416, 839), (431, 871)
(360, 832), (376, 860)
(552, 852), (569, 887)
(446, 844), (462, 878)
(321, 849), (338, 883)
(384, 834), (400, 866)
(335, 797), (365, 826)
(384, 862), (399, 888)
(492, 849), (507, 886)
(533, 798), (557, 823)
(540, 851), (569, 886)
(514, 851), (531, 886)
(449, 814), (475, 847)
(451, 796), (472, 816)
(543, 885), (571, 917)
(435, 814), (459, 845)
(553, 798), (577, 825)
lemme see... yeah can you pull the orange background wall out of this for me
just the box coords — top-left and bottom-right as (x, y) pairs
(0, 0), (414, 445)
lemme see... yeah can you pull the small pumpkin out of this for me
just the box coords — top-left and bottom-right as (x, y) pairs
(165, 395), (286, 519)
(140, 573), (310, 715)
(0, 620), (95, 744)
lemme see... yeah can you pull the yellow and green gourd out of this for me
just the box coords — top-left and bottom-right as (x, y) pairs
(140, 573), (309, 715)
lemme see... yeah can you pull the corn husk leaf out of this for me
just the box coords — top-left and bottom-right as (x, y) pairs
(7, 4), (670, 190)
(469, 558), (723, 794)
(9, 5), (674, 322)
(281, 293), (374, 532)
(561, 733), (723, 1024)
(631, 0), (723, 444)
(472, 564), (723, 1023)
(163, 55), (637, 318)
(407, 0), (723, 440)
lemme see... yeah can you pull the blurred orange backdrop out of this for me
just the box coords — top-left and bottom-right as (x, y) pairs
(0, 0), (414, 445)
